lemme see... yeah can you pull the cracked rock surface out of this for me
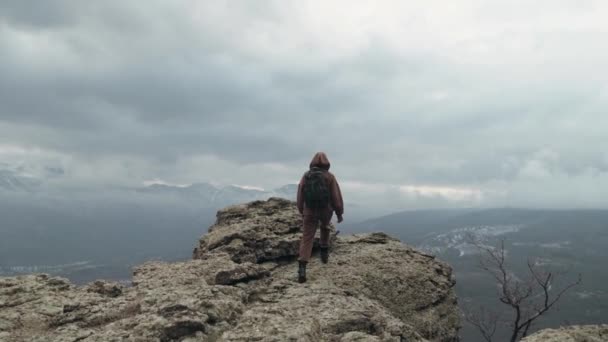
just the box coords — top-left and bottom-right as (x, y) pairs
(1, 198), (460, 341)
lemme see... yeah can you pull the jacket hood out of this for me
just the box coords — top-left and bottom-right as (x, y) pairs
(309, 152), (331, 170)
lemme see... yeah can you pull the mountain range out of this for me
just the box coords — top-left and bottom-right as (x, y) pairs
(0, 168), (297, 202)
(135, 182), (298, 208)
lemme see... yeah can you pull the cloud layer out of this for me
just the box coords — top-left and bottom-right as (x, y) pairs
(1, 1), (607, 209)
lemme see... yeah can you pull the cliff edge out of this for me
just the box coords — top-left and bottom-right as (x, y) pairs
(0, 198), (460, 341)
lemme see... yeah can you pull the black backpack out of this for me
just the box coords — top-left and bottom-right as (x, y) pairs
(303, 167), (330, 209)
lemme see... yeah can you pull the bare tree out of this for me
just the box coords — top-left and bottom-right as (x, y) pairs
(464, 236), (582, 342)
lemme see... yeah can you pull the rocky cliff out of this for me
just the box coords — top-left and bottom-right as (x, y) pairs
(521, 325), (608, 342)
(0, 198), (460, 341)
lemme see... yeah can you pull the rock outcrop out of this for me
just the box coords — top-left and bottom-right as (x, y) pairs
(521, 325), (608, 342)
(0, 198), (460, 341)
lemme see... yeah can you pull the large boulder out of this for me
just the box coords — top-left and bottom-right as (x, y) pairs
(193, 197), (338, 263)
(0, 198), (460, 341)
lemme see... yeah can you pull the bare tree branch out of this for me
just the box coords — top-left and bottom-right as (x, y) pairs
(463, 305), (500, 342)
(463, 235), (582, 342)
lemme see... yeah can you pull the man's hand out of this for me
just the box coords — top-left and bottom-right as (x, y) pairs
(337, 215), (344, 223)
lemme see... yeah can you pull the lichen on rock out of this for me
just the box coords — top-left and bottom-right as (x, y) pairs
(0, 198), (460, 341)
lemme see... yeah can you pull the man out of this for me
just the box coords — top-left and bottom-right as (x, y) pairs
(296, 152), (344, 283)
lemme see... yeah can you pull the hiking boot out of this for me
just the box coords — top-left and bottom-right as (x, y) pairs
(320, 247), (329, 264)
(298, 261), (307, 283)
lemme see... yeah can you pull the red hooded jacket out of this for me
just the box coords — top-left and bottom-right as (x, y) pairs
(296, 152), (344, 216)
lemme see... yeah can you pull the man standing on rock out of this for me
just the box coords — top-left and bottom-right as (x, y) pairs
(296, 152), (344, 283)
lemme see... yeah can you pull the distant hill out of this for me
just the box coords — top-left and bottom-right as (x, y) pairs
(136, 182), (297, 208)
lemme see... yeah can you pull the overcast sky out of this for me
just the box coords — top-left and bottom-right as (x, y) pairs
(1, 1), (607, 209)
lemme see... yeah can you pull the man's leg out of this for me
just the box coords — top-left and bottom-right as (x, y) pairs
(298, 213), (319, 283)
(319, 210), (333, 264)
(319, 226), (330, 248)
(298, 213), (319, 262)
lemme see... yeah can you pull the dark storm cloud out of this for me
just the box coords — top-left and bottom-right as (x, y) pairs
(0, 1), (381, 164)
(1, 0), (607, 208)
